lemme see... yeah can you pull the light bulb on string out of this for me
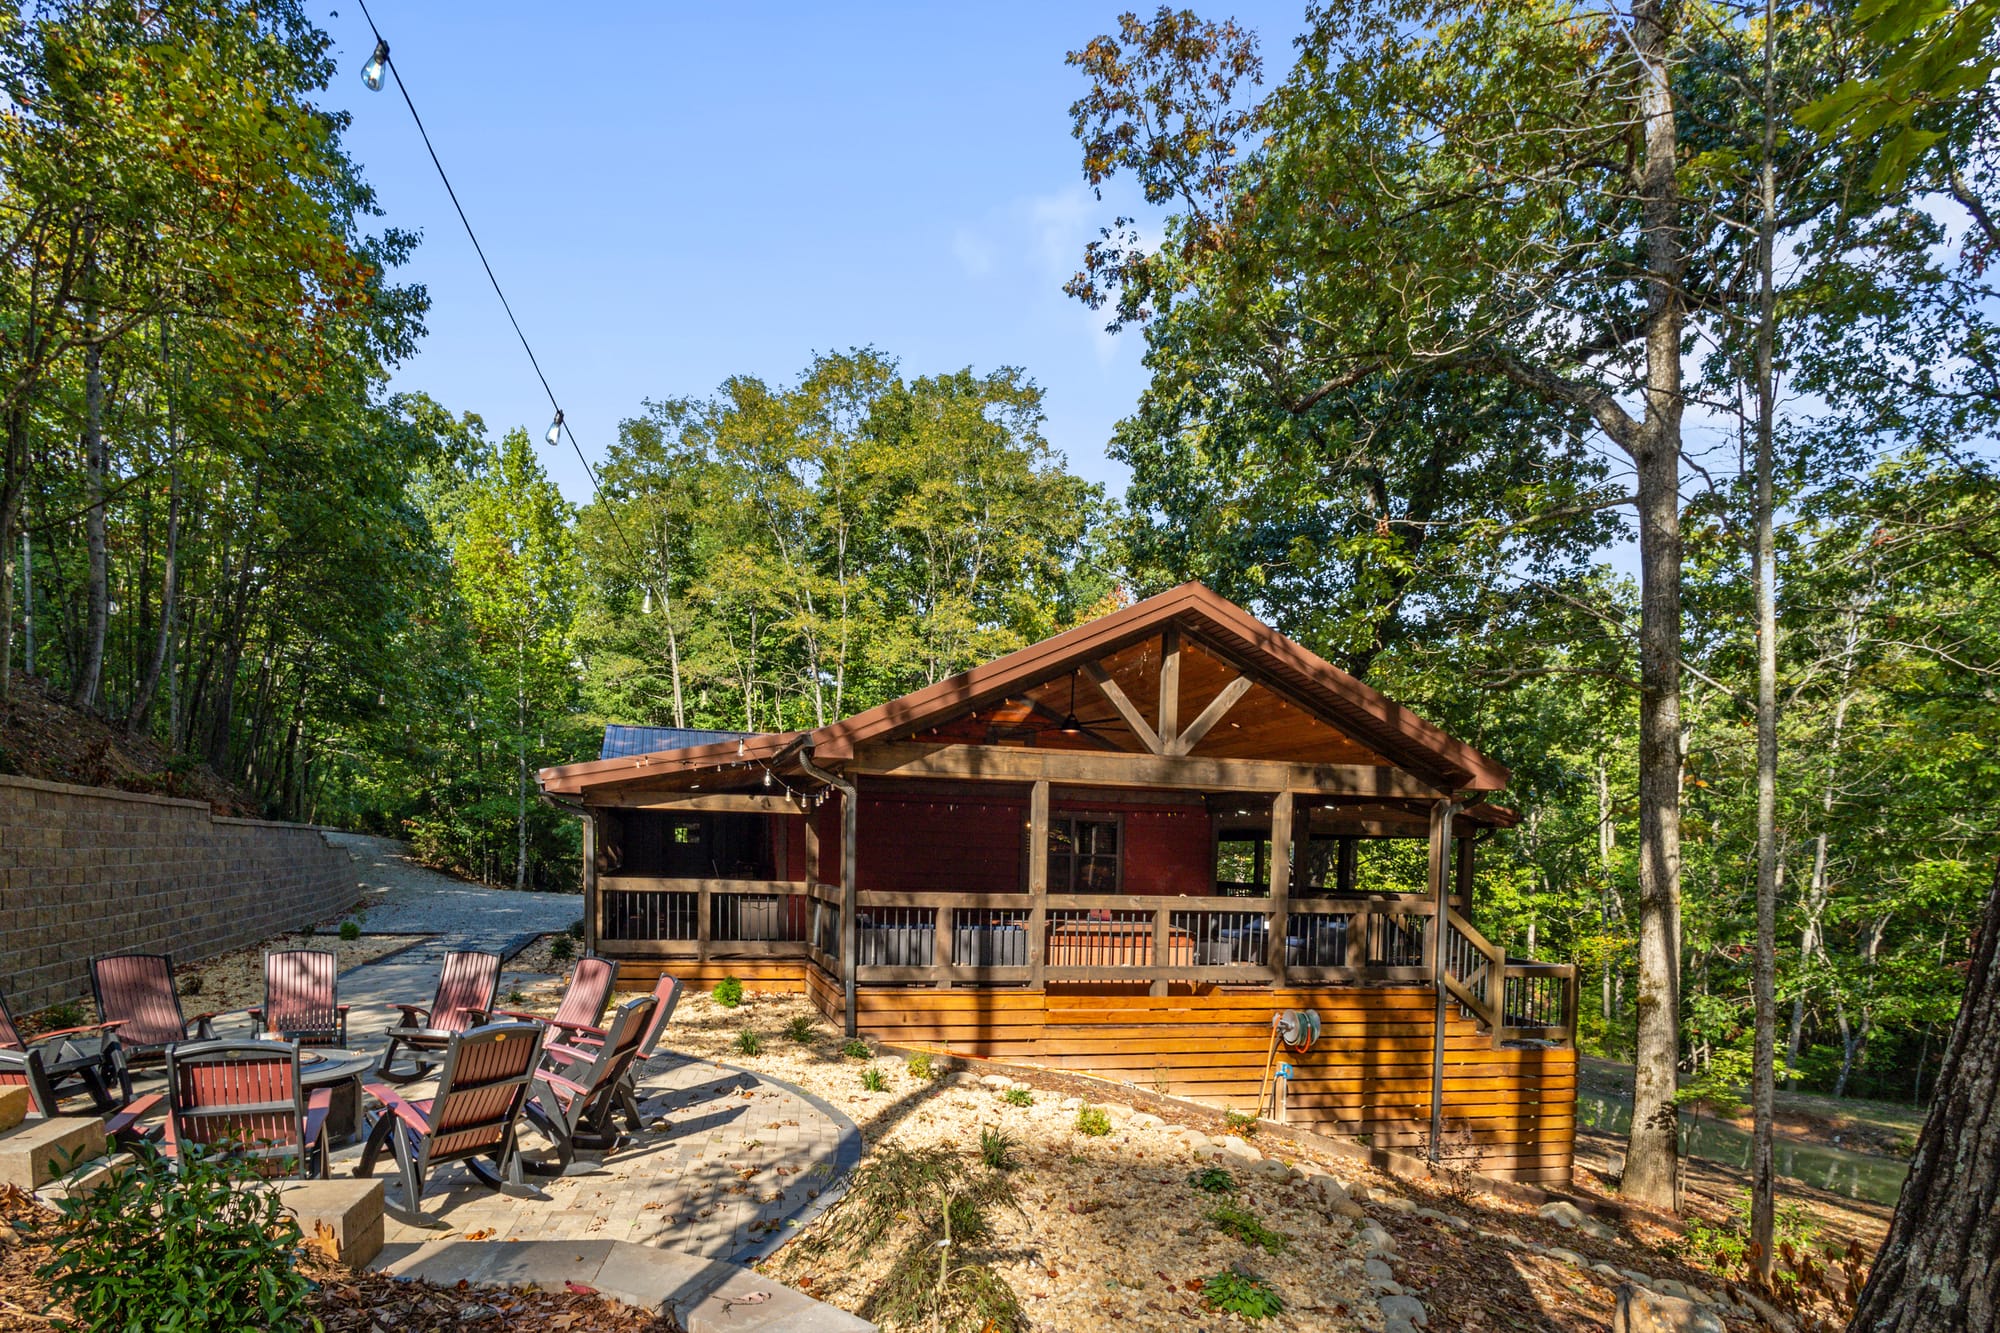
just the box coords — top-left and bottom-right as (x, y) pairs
(641, 587), (653, 615)
(544, 409), (564, 448)
(362, 39), (389, 91)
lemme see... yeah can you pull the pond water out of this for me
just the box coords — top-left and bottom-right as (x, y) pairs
(1577, 1092), (1910, 1206)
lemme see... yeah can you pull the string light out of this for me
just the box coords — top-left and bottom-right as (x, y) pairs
(544, 410), (564, 448)
(361, 38), (388, 91)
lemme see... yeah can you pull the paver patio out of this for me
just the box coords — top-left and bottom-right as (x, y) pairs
(212, 834), (863, 1267)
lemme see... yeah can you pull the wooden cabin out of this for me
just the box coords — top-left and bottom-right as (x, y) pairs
(539, 584), (1578, 1183)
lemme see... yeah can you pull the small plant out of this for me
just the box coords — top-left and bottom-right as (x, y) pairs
(1187, 1165), (1237, 1195)
(712, 975), (745, 1007)
(842, 1037), (872, 1060)
(548, 933), (576, 965)
(567, 917), (586, 940)
(1224, 1108), (1259, 1137)
(736, 1028), (764, 1057)
(1075, 1104), (1112, 1137)
(31, 1001), (85, 1034)
(338, 919), (362, 941)
(1202, 1268), (1284, 1320)
(180, 975), (203, 997)
(785, 1015), (817, 1043)
(906, 1052), (935, 1082)
(1209, 1201), (1290, 1254)
(861, 1066), (888, 1092)
(506, 988), (527, 1005)
(38, 1140), (315, 1331)
(979, 1125), (1017, 1171)
(1001, 1087), (1033, 1108)
(300, 922), (316, 938)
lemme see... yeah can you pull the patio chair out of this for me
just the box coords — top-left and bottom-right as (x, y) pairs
(0, 1047), (154, 1142)
(248, 948), (349, 1046)
(522, 993), (658, 1174)
(124, 1040), (331, 1179)
(89, 953), (218, 1100)
(0, 989), (125, 1110)
(376, 949), (501, 1083)
(357, 1021), (548, 1223)
(559, 973), (682, 1130)
(491, 954), (617, 1045)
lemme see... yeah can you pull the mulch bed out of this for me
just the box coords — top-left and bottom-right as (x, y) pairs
(0, 1186), (680, 1331)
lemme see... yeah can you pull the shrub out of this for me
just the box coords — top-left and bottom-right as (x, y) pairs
(736, 1029), (764, 1057)
(712, 976), (744, 1008)
(506, 988), (527, 1005)
(1075, 1105), (1112, 1137)
(906, 1052), (935, 1082)
(1223, 1108), (1259, 1137)
(30, 1001), (84, 1035)
(1202, 1268), (1284, 1320)
(861, 1066), (888, 1092)
(338, 920), (361, 941)
(1187, 1165), (1237, 1195)
(979, 1125), (1017, 1171)
(38, 1141), (314, 1331)
(1209, 1202), (1289, 1254)
(841, 1038), (872, 1060)
(548, 934), (576, 965)
(567, 918), (586, 940)
(785, 1015), (817, 1044)
(1001, 1087), (1033, 1108)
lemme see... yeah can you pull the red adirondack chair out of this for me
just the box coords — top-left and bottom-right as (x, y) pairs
(248, 948), (349, 1046)
(358, 1021), (548, 1222)
(377, 949), (501, 1082)
(524, 993), (658, 1174)
(560, 973), (682, 1131)
(90, 953), (218, 1100)
(108, 1039), (329, 1176)
(0, 989), (125, 1110)
(0, 1047), (153, 1142)
(491, 955), (617, 1044)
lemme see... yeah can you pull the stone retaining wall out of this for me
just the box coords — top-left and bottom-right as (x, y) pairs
(0, 774), (357, 1013)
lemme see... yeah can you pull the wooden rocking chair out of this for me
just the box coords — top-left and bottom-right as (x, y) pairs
(248, 948), (350, 1046)
(559, 973), (682, 1132)
(491, 955), (617, 1045)
(112, 1040), (331, 1179)
(522, 993), (658, 1175)
(90, 953), (218, 1100)
(376, 949), (500, 1082)
(0, 989), (125, 1110)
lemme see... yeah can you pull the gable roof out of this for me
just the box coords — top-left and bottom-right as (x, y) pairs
(540, 583), (1509, 797)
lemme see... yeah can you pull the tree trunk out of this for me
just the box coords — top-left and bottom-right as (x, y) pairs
(1847, 859), (2000, 1333)
(74, 337), (108, 709)
(1749, 0), (1781, 1275)
(128, 449), (180, 734)
(1622, 0), (1689, 1215)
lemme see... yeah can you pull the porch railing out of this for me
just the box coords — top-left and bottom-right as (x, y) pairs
(596, 877), (1576, 1042)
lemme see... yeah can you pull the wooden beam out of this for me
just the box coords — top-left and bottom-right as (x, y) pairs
(1159, 625), (1181, 748)
(587, 792), (802, 813)
(600, 876), (806, 895)
(1168, 674), (1253, 756)
(582, 813), (601, 957)
(1028, 779), (1049, 991)
(848, 741), (1440, 799)
(1081, 661), (1162, 754)
(1269, 790), (1294, 988)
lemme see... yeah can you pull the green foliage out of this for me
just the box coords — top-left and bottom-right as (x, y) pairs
(784, 1015), (817, 1044)
(1186, 1166), (1237, 1195)
(860, 1066), (888, 1092)
(735, 1029), (763, 1057)
(31, 1002), (84, 1033)
(38, 1140), (318, 1332)
(1208, 1202), (1289, 1254)
(906, 1052), (936, 1082)
(1202, 1268), (1284, 1320)
(548, 934), (575, 966)
(1223, 1109), (1259, 1137)
(1074, 1105), (1112, 1137)
(337, 920), (361, 942)
(979, 1125), (1017, 1171)
(1001, 1087), (1034, 1108)
(506, 989), (526, 1005)
(712, 976), (744, 1008)
(841, 1038), (872, 1060)
(1681, 1190), (1824, 1276)
(566, 919), (586, 940)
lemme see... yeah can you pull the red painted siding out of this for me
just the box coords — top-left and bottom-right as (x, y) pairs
(857, 795), (1025, 893)
(1049, 802), (1212, 896)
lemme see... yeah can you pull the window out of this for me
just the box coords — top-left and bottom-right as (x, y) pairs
(1049, 815), (1121, 893)
(672, 823), (700, 846)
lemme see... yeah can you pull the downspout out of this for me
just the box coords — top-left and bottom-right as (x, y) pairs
(797, 743), (861, 1038)
(1429, 796), (1462, 1165)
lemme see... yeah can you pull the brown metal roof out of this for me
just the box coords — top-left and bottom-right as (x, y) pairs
(538, 582), (1510, 797)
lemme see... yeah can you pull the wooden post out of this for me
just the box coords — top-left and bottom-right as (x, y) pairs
(1158, 625), (1181, 748)
(937, 902), (952, 989)
(1454, 832), (1475, 921)
(697, 883), (712, 965)
(1268, 790), (1293, 987)
(1028, 779), (1049, 992)
(582, 812), (600, 957)
(1427, 798), (1458, 1164)
(1150, 901), (1169, 998)
(842, 789), (859, 1036)
(1336, 835), (1358, 895)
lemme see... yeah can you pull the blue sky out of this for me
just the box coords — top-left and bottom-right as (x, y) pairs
(325, 2), (1311, 505)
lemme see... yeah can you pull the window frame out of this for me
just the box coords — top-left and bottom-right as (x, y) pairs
(1046, 811), (1125, 895)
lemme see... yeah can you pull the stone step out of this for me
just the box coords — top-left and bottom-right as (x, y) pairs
(277, 1178), (385, 1269)
(0, 1116), (107, 1190)
(33, 1150), (134, 1207)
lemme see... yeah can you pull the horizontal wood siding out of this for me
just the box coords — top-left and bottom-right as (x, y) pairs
(804, 975), (1573, 1185)
(608, 959), (810, 994)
